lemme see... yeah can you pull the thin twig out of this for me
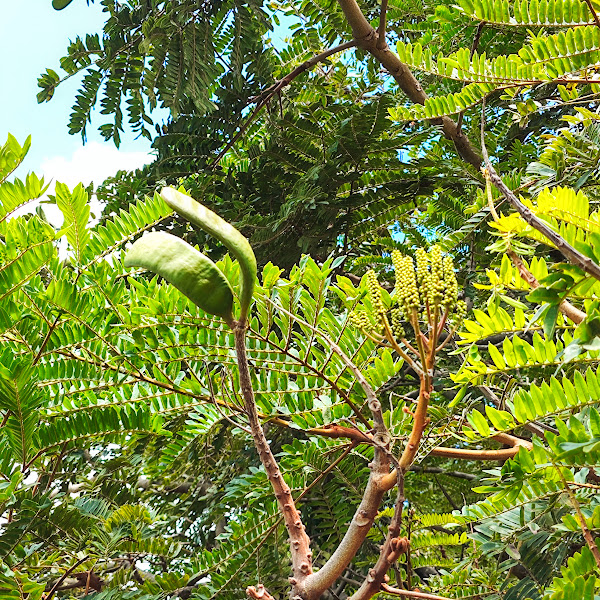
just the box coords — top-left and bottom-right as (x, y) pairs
(376, 0), (389, 49)
(44, 556), (90, 600)
(264, 297), (388, 439)
(555, 463), (600, 568)
(583, 0), (600, 28)
(210, 41), (357, 169)
(506, 250), (586, 324)
(381, 584), (453, 600)
(456, 21), (485, 134)
(480, 98), (600, 282)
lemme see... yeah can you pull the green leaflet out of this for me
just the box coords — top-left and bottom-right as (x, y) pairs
(124, 231), (234, 323)
(55, 182), (90, 264)
(160, 187), (256, 322)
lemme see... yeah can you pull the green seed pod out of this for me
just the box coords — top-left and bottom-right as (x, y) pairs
(124, 231), (234, 324)
(160, 187), (257, 323)
(52, 0), (75, 9)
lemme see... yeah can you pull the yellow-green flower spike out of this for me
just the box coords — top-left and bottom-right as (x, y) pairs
(415, 247), (428, 285)
(428, 245), (445, 307)
(366, 269), (386, 319)
(390, 307), (405, 338)
(442, 255), (458, 309)
(392, 251), (419, 315)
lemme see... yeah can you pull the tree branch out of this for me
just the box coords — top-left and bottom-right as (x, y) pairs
(480, 104), (600, 281)
(233, 323), (313, 592)
(456, 22), (485, 134)
(376, 0), (389, 50)
(583, 0), (600, 29)
(477, 384), (554, 438)
(335, 0), (482, 169)
(211, 41), (357, 169)
(349, 473), (407, 600)
(381, 432), (532, 491)
(266, 301), (394, 599)
(381, 583), (453, 600)
(556, 462), (600, 569)
(506, 250), (586, 324)
(43, 556), (90, 600)
(304, 454), (389, 599)
(247, 584), (276, 600)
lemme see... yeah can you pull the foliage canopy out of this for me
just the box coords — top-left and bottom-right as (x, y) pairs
(4, 0), (600, 597)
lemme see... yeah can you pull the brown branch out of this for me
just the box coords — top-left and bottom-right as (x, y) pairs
(349, 473), (407, 600)
(381, 583), (453, 600)
(246, 584), (276, 600)
(33, 313), (62, 365)
(335, 0), (482, 169)
(263, 302), (394, 599)
(583, 0), (600, 28)
(233, 324), (313, 592)
(303, 454), (389, 599)
(210, 41), (357, 169)
(376, 0), (389, 50)
(507, 250), (586, 324)
(398, 382), (431, 471)
(43, 556), (90, 600)
(456, 21), (485, 134)
(556, 464), (600, 569)
(309, 424), (373, 444)
(480, 105), (600, 281)
(428, 445), (523, 460)
(381, 432), (532, 490)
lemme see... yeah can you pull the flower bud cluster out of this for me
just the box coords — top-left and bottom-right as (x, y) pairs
(394, 246), (460, 318)
(391, 251), (419, 314)
(415, 248), (428, 286)
(349, 248), (463, 340)
(366, 269), (386, 319)
(425, 245), (445, 307)
(442, 255), (458, 309)
(390, 307), (405, 338)
(350, 309), (377, 335)
(450, 299), (467, 326)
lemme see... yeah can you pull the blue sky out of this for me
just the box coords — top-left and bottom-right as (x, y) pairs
(0, 1), (156, 188)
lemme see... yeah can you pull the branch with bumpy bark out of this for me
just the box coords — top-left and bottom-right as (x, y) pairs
(265, 299), (394, 600)
(480, 118), (600, 281)
(234, 324), (313, 596)
(349, 475), (408, 600)
(335, 0), (482, 169)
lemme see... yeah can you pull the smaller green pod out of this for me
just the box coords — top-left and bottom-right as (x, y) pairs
(160, 187), (257, 323)
(124, 231), (234, 324)
(52, 0), (75, 9)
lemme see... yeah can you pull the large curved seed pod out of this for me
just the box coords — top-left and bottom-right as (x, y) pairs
(125, 231), (234, 324)
(52, 0), (76, 9)
(160, 187), (256, 323)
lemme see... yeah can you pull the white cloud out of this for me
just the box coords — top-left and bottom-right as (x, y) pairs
(40, 142), (152, 190)
(37, 142), (153, 226)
